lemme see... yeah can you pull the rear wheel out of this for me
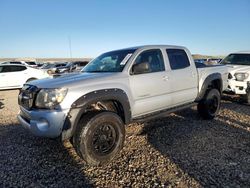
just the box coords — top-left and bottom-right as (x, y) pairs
(198, 89), (221, 120)
(73, 111), (125, 166)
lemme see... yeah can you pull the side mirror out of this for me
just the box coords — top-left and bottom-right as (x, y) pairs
(132, 62), (150, 75)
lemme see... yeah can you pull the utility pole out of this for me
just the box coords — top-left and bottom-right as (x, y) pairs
(68, 35), (72, 58)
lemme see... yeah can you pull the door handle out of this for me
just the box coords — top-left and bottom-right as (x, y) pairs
(162, 75), (169, 81)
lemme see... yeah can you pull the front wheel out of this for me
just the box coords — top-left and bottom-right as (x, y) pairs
(198, 89), (221, 120)
(73, 111), (125, 166)
(243, 91), (250, 104)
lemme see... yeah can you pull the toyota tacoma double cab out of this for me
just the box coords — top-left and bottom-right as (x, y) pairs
(17, 45), (228, 166)
(221, 52), (250, 103)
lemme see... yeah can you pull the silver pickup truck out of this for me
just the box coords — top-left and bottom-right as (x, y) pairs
(17, 45), (228, 166)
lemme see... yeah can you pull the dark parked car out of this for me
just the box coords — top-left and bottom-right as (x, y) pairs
(41, 62), (67, 74)
(55, 61), (89, 73)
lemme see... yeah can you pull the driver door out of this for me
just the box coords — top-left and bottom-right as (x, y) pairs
(129, 49), (172, 117)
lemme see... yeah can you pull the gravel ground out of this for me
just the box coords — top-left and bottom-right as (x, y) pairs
(0, 90), (249, 187)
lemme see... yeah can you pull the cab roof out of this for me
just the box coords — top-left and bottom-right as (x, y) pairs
(120, 45), (187, 51)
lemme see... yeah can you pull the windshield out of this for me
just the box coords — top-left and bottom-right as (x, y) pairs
(55, 63), (67, 67)
(82, 49), (136, 73)
(26, 62), (36, 65)
(9, 62), (22, 64)
(221, 54), (250, 66)
(41, 63), (54, 69)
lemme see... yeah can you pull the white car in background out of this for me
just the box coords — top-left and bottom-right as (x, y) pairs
(0, 64), (50, 90)
(2, 61), (38, 68)
(221, 52), (250, 103)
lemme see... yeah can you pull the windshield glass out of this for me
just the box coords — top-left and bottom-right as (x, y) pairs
(26, 62), (36, 65)
(221, 54), (250, 66)
(82, 49), (136, 72)
(41, 63), (54, 69)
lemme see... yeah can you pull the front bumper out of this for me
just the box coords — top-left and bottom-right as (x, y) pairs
(226, 80), (249, 95)
(17, 106), (68, 138)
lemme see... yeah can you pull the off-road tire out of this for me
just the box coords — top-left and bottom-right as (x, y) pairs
(244, 91), (250, 104)
(198, 89), (221, 120)
(73, 111), (125, 166)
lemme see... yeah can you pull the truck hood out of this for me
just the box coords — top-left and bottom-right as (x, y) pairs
(226, 65), (250, 74)
(29, 72), (117, 89)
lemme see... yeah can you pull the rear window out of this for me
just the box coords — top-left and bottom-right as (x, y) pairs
(55, 63), (67, 67)
(74, 61), (88, 66)
(166, 49), (190, 70)
(80, 62), (88, 66)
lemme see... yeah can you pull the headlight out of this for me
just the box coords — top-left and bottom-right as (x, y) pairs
(234, 73), (249, 81)
(35, 88), (68, 109)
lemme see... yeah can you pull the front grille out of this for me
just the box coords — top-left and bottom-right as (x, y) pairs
(18, 85), (39, 110)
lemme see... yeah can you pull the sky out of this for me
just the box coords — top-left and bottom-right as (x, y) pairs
(0, 0), (249, 58)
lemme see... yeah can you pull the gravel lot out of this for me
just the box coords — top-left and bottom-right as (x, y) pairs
(0, 90), (249, 187)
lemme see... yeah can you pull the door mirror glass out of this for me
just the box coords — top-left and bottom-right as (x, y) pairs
(132, 62), (150, 75)
(131, 49), (165, 75)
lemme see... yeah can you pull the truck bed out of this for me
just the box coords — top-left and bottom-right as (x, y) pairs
(197, 64), (228, 92)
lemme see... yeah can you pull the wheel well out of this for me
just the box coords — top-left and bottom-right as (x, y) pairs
(195, 74), (223, 102)
(26, 77), (37, 82)
(208, 79), (222, 93)
(81, 100), (126, 123)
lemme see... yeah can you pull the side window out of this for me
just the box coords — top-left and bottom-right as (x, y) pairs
(166, 49), (190, 70)
(1, 66), (12, 73)
(0, 66), (3, 73)
(10, 66), (27, 72)
(132, 49), (165, 74)
(1, 66), (26, 73)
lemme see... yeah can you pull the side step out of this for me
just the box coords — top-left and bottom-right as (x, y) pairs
(132, 102), (197, 123)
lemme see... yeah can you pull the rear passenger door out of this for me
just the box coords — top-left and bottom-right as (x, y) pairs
(129, 49), (172, 117)
(166, 49), (198, 105)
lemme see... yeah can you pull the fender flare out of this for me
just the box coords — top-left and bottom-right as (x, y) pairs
(61, 88), (131, 140)
(195, 73), (223, 102)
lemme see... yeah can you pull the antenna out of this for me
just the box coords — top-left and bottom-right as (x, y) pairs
(68, 35), (72, 58)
